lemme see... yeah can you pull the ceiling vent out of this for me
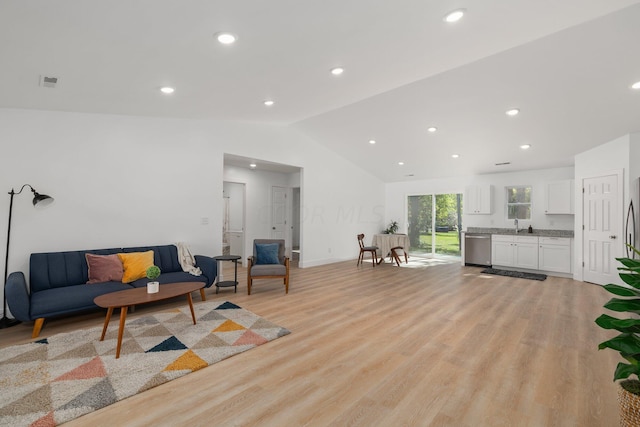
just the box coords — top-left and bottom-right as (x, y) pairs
(39, 75), (58, 88)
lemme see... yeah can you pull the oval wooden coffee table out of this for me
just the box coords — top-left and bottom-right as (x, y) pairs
(94, 282), (204, 359)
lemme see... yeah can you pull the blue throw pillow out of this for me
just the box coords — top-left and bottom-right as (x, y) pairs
(255, 243), (280, 265)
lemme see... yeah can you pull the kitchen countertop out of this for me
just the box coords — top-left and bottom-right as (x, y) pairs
(465, 227), (574, 238)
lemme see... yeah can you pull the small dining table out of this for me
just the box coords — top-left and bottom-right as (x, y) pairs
(371, 234), (410, 264)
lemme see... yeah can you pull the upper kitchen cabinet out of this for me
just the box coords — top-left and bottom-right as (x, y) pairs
(464, 184), (493, 214)
(544, 180), (574, 214)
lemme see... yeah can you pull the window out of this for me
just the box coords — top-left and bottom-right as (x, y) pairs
(506, 186), (532, 220)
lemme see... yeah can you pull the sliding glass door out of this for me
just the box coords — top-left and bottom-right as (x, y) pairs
(407, 193), (462, 257)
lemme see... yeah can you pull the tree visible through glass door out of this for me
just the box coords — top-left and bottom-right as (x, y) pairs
(407, 193), (462, 256)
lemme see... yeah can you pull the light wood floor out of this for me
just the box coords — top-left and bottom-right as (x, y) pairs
(0, 258), (621, 426)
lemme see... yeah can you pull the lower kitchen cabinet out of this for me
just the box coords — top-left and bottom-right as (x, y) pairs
(491, 235), (538, 269)
(538, 237), (572, 273)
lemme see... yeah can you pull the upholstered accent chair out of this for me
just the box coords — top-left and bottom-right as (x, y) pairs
(247, 239), (290, 295)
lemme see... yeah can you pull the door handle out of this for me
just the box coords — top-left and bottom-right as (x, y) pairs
(272, 227), (276, 230)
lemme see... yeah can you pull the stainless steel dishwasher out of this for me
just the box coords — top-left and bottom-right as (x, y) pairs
(464, 233), (492, 266)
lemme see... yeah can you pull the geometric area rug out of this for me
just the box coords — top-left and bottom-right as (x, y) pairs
(0, 301), (290, 427)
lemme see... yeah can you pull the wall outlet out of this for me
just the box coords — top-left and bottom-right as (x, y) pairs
(201, 217), (209, 225)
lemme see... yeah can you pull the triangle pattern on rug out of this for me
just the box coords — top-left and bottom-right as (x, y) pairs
(146, 336), (188, 353)
(54, 356), (106, 381)
(57, 377), (117, 411)
(164, 349), (208, 372)
(233, 329), (268, 346)
(0, 384), (54, 416)
(51, 342), (99, 361)
(214, 319), (245, 332)
(216, 301), (240, 310)
(1, 344), (48, 365)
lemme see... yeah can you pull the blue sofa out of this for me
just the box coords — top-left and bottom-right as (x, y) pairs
(6, 244), (217, 338)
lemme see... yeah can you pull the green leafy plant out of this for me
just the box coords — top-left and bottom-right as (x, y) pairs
(146, 265), (161, 281)
(596, 245), (640, 394)
(383, 220), (399, 234)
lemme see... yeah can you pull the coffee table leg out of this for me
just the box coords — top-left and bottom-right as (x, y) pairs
(99, 307), (114, 341)
(115, 306), (128, 359)
(187, 293), (196, 324)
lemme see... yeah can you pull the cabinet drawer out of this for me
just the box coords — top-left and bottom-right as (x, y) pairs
(515, 235), (538, 244)
(539, 237), (571, 246)
(492, 235), (514, 243)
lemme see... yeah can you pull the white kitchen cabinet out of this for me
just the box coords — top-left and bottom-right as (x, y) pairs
(464, 184), (493, 214)
(538, 237), (572, 273)
(544, 180), (574, 214)
(491, 236), (514, 266)
(492, 235), (538, 269)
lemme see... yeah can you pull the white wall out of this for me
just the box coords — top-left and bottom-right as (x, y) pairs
(0, 108), (385, 314)
(385, 166), (575, 233)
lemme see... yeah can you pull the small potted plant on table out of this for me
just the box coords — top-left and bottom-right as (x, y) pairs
(146, 265), (161, 293)
(596, 245), (640, 426)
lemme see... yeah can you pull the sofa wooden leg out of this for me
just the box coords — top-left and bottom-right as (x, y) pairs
(32, 318), (45, 338)
(200, 288), (206, 301)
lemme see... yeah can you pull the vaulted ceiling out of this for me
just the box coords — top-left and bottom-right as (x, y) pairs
(2, 1), (639, 181)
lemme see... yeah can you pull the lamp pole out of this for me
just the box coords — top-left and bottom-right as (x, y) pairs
(1, 184), (54, 329)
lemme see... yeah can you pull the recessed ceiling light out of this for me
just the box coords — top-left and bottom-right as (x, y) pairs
(249, 163), (257, 169)
(398, 161), (405, 166)
(263, 100), (274, 106)
(506, 108), (520, 116)
(632, 81), (640, 90)
(330, 67), (344, 76)
(520, 144), (531, 150)
(215, 32), (237, 45)
(443, 9), (465, 23)
(452, 154), (459, 158)
(160, 87), (175, 94)
(427, 127), (437, 133)
(369, 140), (376, 144)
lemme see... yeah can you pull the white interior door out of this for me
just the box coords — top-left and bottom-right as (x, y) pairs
(583, 173), (621, 285)
(271, 185), (287, 238)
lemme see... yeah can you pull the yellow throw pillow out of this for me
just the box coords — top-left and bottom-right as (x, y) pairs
(117, 251), (154, 283)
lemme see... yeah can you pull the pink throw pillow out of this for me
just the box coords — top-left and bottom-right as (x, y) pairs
(86, 253), (124, 284)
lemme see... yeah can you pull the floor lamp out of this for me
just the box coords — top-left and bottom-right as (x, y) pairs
(1, 184), (54, 329)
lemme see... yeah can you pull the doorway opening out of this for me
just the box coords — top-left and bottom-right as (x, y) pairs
(223, 181), (245, 259)
(223, 154), (302, 266)
(407, 193), (463, 258)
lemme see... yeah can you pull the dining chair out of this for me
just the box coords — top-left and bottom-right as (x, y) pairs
(357, 234), (378, 267)
(389, 246), (408, 266)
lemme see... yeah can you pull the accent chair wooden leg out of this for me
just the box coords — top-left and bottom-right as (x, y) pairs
(32, 318), (45, 338)
(248, 277), (252, 295)
(200, 288), (206, 301)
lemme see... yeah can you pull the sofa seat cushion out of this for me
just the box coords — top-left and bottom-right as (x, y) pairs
(129, 272), (208, 288)
(30, 282), (132, 318)
(250, 264), (286, 276)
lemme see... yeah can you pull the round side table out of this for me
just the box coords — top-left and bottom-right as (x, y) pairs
(213, 255), (241, 293)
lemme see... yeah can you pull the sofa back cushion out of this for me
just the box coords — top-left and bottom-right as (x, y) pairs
(30, 245), (182, 293)
(31, 248), (121, 293)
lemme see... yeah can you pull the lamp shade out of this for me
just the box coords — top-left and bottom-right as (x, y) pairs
(32, 192), (54, 208)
